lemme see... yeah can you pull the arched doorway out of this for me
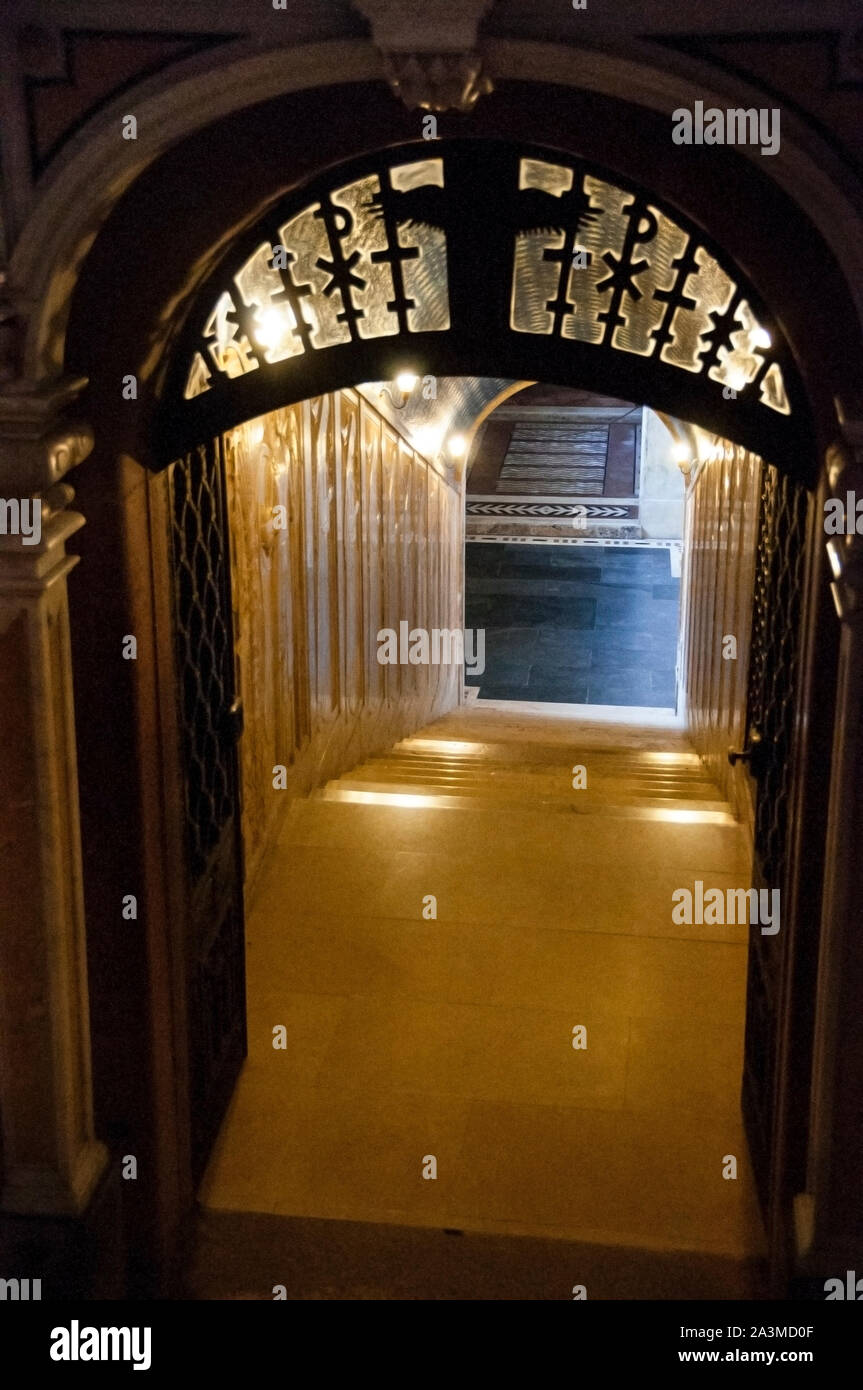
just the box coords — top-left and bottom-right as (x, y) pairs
(56, 120), (840, 1296)
(5, 39), (856, 1293)
(138, 138), (809, 1179)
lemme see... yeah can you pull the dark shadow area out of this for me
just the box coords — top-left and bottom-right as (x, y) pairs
(186, 1210), (766, 1301)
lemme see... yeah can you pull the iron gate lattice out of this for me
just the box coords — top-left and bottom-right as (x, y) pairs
(747, 464), (810, 890)
(169, 438), (246, 1182)
(170, 442), (235, 878)
(742, 461), (811, 1213)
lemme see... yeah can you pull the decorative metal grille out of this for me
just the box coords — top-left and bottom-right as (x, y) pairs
(510, 159), (787, 413)
(162, 143), (809, 475)
(183, 157), (449, 400)
(170, 440), (235, 879)
(742, 462), (811, 1211)
(183, 151), (789, 415)
(747, 464), (810, 891)
(169, 437), (246, 1182)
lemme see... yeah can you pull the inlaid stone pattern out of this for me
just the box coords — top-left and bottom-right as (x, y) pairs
(497, 422), (610, 495)
(467, 501), (637, 519)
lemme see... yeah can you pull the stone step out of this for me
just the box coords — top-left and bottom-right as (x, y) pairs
(370, 757), (707, 776)
(395, 737), (702, 765)
(285, 795), (751, 869)
(339, 769), (720, 801)
(376, 752), (705, 774)
(345, 753), (717, 785)
(316, 780), (733, 819)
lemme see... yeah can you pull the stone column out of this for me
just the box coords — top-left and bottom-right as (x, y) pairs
(797, 418), (863, 1276)
(0, 377), (108, 1216)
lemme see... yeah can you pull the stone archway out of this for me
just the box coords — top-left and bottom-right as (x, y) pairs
(141, 136), (818, 1231)
(2, 32), (862, 1296)
(8, 38), (863, 384)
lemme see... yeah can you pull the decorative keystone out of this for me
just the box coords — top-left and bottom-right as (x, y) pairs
(352, 0), (495, 111)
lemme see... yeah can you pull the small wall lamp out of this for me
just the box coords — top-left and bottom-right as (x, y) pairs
(380, 372), (419, 410)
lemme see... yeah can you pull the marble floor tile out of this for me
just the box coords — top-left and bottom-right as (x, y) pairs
(464, 544), (680, 707)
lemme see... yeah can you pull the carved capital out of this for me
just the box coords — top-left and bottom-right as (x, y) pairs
(0, 376), (93, 494)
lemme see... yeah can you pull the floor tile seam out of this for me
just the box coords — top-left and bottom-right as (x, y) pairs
(275, 845), (746, 875)
(249, 912), (751, 942)
(247, 912), (753, 946)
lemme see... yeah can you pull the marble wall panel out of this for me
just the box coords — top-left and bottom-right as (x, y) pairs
(681, 436), (762, 830)
(224, 388), (463, 890)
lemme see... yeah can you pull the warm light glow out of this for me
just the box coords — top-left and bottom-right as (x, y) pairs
(447, 433), (467, 459)
(254, 307), (290, 352)
(641, 751), (701, 765)
(328, 790), (436, 808)
(395, 371), (419, 394)
(413, 425), (443, 457)
(406, 739), (489, 756)
(671, 442), (690, 464)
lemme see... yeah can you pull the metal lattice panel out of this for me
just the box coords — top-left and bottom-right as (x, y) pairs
(183, 152), (789, 413)
(162, 143), (810, 476)
(183, 158), (450, 398)
(742, 462), (810, 1212)
(747, 464), (810, 891)
(170, 440), (235, 880)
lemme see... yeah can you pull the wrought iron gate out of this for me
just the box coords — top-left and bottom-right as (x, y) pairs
(740, 463), (811, 1213)
(170, 438), (246, 1184)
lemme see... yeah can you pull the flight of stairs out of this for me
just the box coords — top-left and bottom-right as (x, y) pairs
(316, 730), (734, 822)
